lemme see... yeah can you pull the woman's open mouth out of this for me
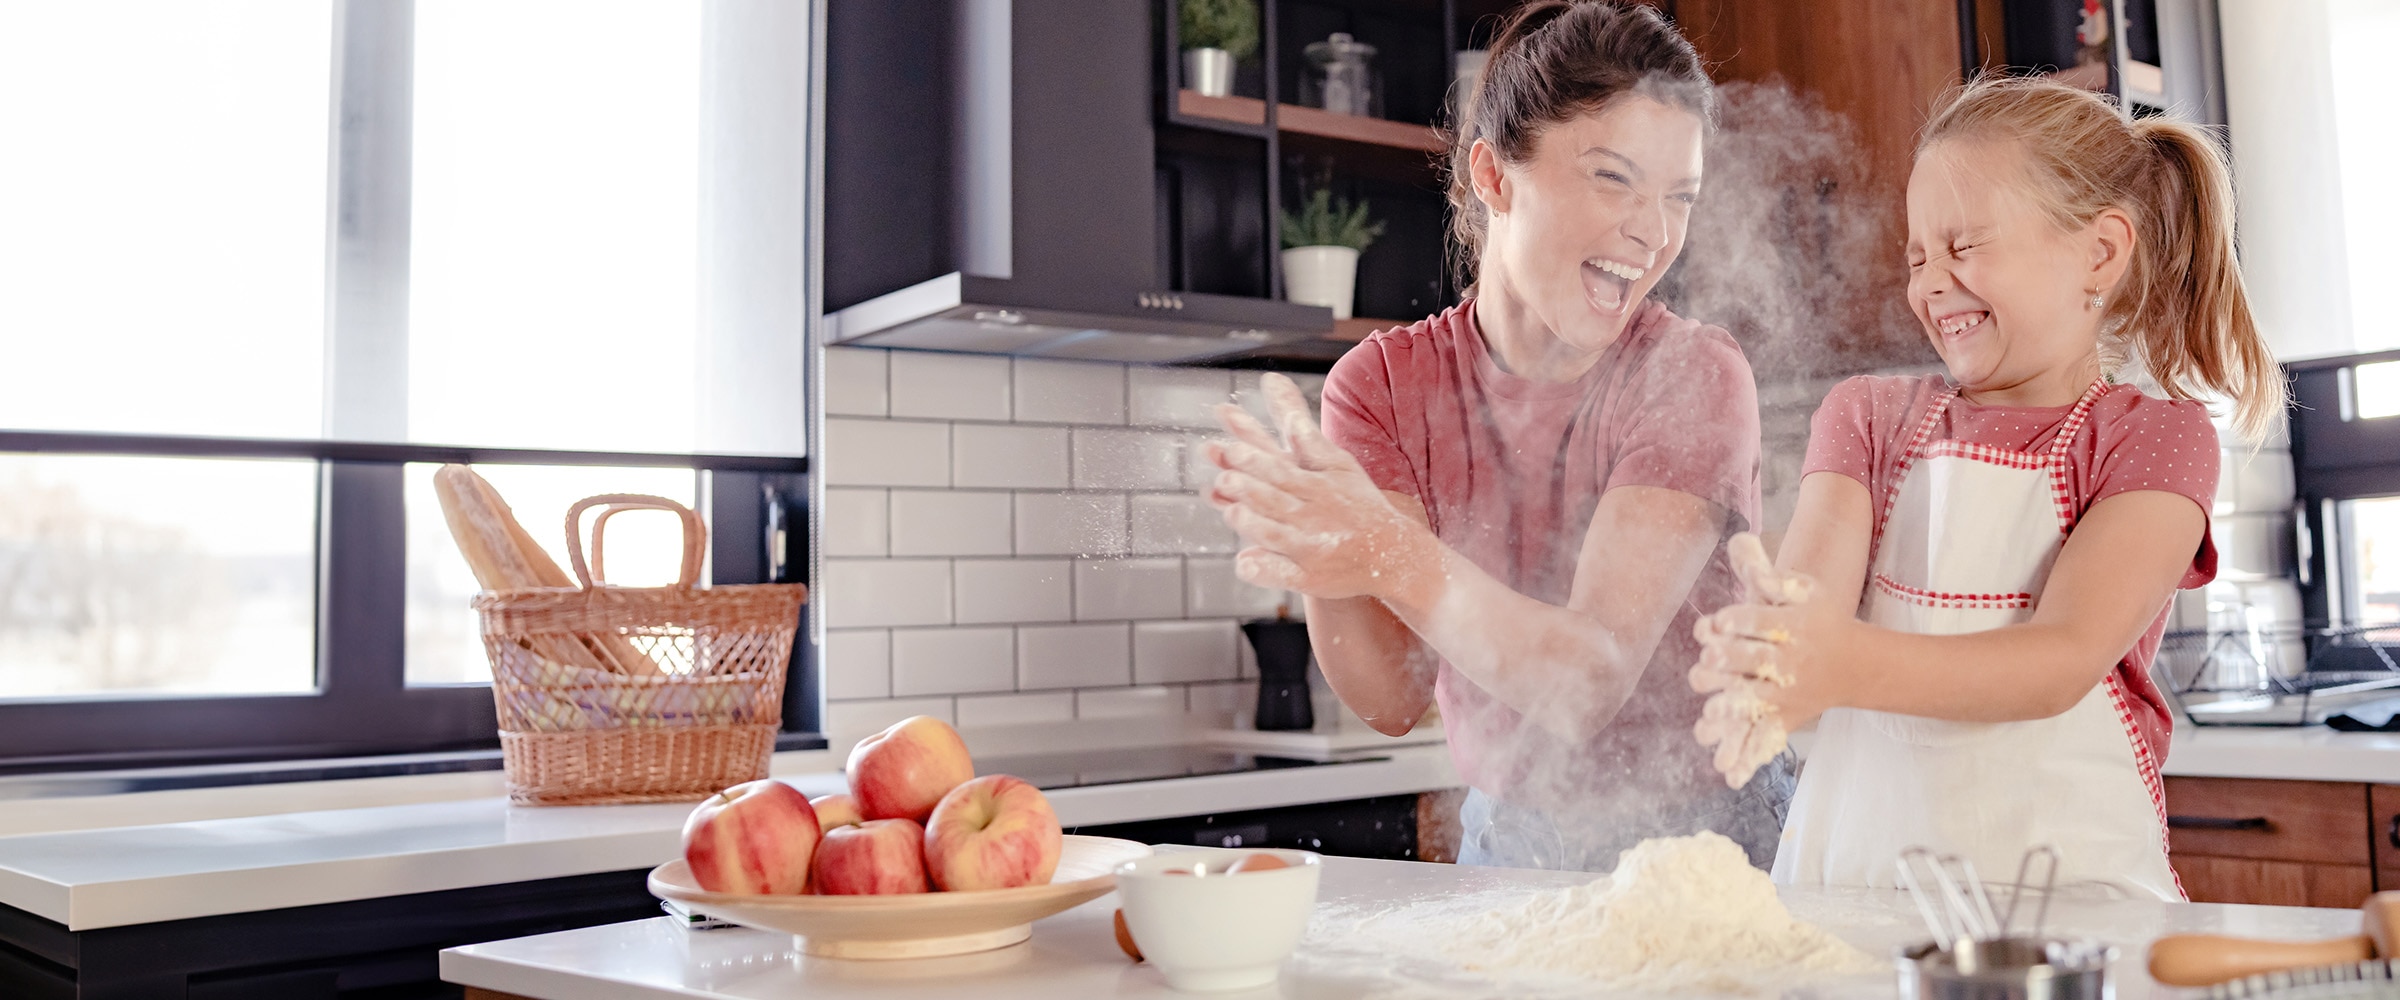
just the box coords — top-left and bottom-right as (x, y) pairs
(1582, 257), (1645, 315)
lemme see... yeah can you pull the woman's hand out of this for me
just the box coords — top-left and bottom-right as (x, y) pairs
(1202, 374), (1439, 603)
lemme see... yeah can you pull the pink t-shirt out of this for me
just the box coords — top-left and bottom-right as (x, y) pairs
(1322, 299), (1762, 799)
(1802, 374), (2221, 766)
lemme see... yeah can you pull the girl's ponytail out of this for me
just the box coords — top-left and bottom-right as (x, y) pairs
(2126, 118), (2286, 440)
(1920, 77), (2289, 441)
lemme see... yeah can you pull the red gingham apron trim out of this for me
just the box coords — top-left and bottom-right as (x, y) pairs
(1870, 574), (2037, 610)
(2104, 669), (2187, 900)
(1868, 388), (1957, 564)
(1918, 439), (2046, 469)
(2045, 382), (2109, 537)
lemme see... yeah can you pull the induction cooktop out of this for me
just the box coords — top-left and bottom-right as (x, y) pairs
(972, 745), (1385, 790)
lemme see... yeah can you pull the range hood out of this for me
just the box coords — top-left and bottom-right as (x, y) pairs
(822, 0), (1333, 364)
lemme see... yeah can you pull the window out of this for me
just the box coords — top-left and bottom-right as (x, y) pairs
(0, 2), (818, 771)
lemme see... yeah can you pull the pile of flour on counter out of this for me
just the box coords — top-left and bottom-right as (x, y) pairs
(1304, 831), (1883, 996)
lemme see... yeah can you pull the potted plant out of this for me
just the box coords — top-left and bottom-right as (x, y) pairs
(1279, 186), (1384, 321)
(1179, 0), (1257, 99)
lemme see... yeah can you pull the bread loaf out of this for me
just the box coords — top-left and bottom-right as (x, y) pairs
(434, 465), (664, 677)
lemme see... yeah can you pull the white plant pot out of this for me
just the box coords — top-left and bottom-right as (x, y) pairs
(1281, 245), (1359, 320)
(1183, 47), (1235, 98)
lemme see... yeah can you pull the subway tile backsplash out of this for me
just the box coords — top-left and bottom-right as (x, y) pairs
(821, 347), (1313, 750)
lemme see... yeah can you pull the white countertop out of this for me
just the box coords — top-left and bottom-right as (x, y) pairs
(2163, 725), (2400, 783)
(0, 742), (1458, 931)
(440, 854), (2362, 1000)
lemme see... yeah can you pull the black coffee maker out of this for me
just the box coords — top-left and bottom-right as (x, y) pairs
(1240, 615), (1314, 731)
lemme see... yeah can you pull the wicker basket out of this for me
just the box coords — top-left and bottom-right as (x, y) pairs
(476, 494), (808, 805)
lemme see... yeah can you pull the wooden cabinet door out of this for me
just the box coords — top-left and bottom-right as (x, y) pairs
(2174, 855), (2374, 908)
(2370, 785), (2400, 891)
(2164, 776), (2373, 908)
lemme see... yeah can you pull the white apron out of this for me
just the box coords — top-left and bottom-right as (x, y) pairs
(1771, 381), (2183, 900)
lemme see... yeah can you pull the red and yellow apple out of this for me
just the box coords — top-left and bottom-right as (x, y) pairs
(812, 818), (932, 895)
(681, 779), (820, 895)
(810, 792), (864, 831)
(923, 774), (1062, 891)
(847, 715), (974, 822)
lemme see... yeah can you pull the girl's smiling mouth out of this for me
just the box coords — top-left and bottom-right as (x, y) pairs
(1934, 309), (1990, 341)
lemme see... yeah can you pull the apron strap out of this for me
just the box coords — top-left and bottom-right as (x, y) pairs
(1870, 386), (1959, 563)
(2043, 379), (2113, 534)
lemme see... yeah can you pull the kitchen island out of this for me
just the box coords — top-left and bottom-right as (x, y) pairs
(441, 853), (2362, 999)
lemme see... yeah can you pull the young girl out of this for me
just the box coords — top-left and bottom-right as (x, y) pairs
(1202, 0), (1792, 872)
(1690, 76), (2284, 899)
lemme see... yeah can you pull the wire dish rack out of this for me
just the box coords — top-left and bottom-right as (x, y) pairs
(2159, 624), (2400, 727)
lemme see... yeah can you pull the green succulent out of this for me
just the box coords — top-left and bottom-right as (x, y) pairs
(1280, 187), (1385, 252)
(1180, 0), (1258, 60)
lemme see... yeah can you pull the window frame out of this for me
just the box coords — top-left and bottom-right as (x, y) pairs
(0, 0), (825, 773)
(2289, 350), (2400, 662)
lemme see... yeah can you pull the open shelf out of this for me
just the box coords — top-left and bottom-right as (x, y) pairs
(1331, 317), (1411, 342)
(1176, 90), (1445, 154)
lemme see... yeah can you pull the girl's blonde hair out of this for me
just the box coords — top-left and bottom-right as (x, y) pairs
(1919, 76), (2287, 439)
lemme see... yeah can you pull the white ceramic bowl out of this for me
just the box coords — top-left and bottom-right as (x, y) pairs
(650, 834), (1151, 959)
(1115, 847), (1322, 992)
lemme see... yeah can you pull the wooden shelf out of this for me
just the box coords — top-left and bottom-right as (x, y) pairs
(1176, 90), (1445, 155)
(1331, 317), (1411, 342)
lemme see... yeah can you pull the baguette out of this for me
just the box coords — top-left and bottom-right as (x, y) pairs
(433, 465), (665, 677)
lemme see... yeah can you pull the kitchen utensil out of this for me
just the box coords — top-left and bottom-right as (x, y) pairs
(2198, 957), (2400, 999)
(1897, 844), (2061, 951)
(1241, 619), (1314, 731)
(477, 493), (808, 804)
(647, 834), (1152, 959)
(1116, 846), (1322, 992)
(1897, 937), (2115, 1000)
(2149, 892), (2400, 986)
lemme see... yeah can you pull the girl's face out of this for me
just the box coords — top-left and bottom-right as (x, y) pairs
(1905, 139), (2121, 392)
(1476, 96), (1703, 353)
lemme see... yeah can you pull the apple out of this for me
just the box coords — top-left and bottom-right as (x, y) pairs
(681, 780), (820, 895)
(846, 715), (975, 822)
(812, 818), (931, 895)
(811, 792), (864, 831)
(923, 774), (1062, 891)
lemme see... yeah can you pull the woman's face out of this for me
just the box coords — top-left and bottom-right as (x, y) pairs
(1905, 139), (2114, 391)
(1477, 96), (1704, 353)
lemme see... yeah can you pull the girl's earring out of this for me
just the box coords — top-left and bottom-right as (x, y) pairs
(2087, 292), (2105, 311)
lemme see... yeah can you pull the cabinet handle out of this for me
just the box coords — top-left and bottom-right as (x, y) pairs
(2388, 815), (2399, 851)
(2167, 815), (2272, 832)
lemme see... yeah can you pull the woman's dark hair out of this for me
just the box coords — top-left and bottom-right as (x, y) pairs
(1445, 0), (1716, 285)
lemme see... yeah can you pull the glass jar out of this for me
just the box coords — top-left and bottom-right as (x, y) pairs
(1299, 32), (1379, 118)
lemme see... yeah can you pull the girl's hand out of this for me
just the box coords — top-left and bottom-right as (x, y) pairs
(1688, 533), (1856, 786)
(1202, 374), (1438, 602)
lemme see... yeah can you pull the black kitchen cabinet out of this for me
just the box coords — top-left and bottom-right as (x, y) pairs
(1073, 794), (1420, 861)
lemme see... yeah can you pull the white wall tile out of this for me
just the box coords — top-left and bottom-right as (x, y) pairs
(1133, 619), (1240, 684)
(1075, 558), (1186, 620)
(821, 559), (952, 627)
(955, 691), (1076, 729)
(1076, 685), (1186, 719)
(954, 423), (1071, 489)
(1015, 492), (1129, 557)
(890, 626), (1016, 696)
(823, 697), (956, 760)
(889, 490), (1012, 556)
(954, 559), (1073, 624)
(1131, 493), (1236, 555)
(823, 347), (888, 417)
(821, 488), (888, 558)
(1013, 359), (1126, 425)
(1185, 557), (1285, 618)
(889, 352), (1013, 421)
(824, 419), (949, 487)
(1073, 428), (1184, 490)
(1017, 623), (1131, 689)
(821, 629), (892, 700)
(1128, 368), (1233, 429)
(1187, 680), (1258, 720)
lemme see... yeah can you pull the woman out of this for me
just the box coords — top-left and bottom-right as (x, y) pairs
(1203, 0), (1789, 872)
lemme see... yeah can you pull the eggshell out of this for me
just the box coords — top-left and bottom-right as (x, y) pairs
(1227, 853), (1290, 874)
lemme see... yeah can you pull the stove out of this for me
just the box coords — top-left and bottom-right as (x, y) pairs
(972, 745), (1384, 790)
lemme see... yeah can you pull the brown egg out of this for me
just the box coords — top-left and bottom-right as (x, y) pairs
(1227, 853), (1290, 874)
(1113, 908), (1144, 962)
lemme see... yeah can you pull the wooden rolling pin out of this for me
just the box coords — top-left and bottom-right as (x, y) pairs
(2149, 891), (2400, 986)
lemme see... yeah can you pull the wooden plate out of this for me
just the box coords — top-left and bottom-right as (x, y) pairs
(647, 834), (1152, 959)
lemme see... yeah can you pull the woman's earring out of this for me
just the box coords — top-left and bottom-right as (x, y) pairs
(2087, 292), (2105, 311)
